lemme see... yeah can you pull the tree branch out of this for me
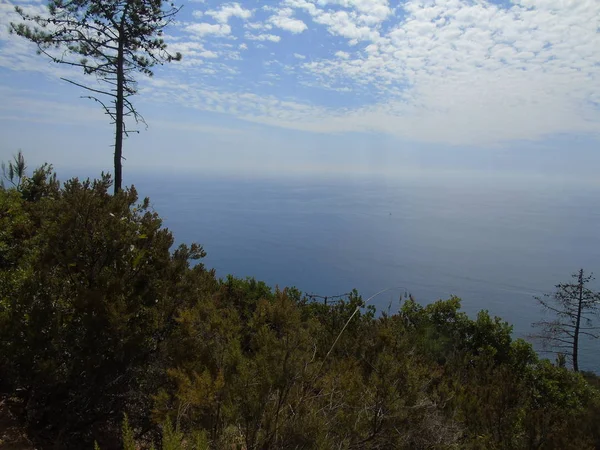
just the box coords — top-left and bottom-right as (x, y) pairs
(60, 77), (115, 98)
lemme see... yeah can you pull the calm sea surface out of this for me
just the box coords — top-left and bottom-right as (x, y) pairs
(128, 171), (600, 371)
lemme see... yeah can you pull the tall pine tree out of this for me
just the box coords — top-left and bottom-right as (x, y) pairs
(11, 0), (182, 193)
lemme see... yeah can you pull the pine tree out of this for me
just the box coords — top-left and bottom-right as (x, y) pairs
(11, 0), (182, 193)
(1, 150), (27, 189)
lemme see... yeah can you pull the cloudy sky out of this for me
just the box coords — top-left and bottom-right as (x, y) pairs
(0, 0), (599, 184)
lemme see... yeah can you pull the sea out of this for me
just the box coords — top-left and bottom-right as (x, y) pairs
(125, 170), (600, 372)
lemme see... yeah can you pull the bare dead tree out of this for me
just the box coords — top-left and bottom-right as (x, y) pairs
(532, 269), (600, 371)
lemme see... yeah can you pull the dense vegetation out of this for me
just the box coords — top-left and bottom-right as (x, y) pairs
(0, 164), (599, 449)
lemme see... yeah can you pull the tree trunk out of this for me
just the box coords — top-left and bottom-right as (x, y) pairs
(114, 22), (126, 194)
(573, 268), (584, 372)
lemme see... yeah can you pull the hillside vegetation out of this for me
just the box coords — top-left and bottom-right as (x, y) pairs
(0, 165), (599, 449)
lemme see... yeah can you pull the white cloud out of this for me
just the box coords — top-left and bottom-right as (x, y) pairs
(321, 0), (393, 24)
(294, 53), (306, 59)
(284, 0), (392, 33)
(205, 3), (252, 24)
(274, 0), (600, 144)
(245, 21), (272, 30)
(312, 10), (381, 42)
(185, 22), (232, 37)
(163, 41), (220, 65)
(268, 8), (308, 34)
(246, 33), (281, 43)
(199, 50), (218, 58)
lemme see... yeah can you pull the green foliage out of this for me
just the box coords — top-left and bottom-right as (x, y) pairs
(122, 415), (136, 450)
(0, 165), (210, 447)
(1, 161), (599, 449)
(1, 150), (27, 189)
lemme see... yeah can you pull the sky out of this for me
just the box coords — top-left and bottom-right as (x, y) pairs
(0, 0), (599, 185)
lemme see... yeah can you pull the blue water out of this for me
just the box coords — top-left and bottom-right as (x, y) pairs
(128, 171), (600, 372)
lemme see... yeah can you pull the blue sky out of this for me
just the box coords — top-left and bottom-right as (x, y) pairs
(0, 0), (599, 185)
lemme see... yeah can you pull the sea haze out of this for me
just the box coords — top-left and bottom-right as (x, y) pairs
(128, 170), (600, 372)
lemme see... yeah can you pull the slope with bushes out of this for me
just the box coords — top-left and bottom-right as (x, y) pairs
(0, 166), (598, 449)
